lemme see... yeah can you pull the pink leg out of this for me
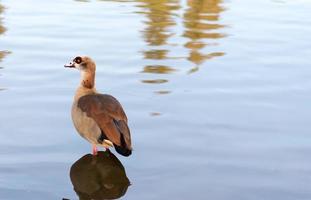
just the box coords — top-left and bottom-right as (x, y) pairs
(92, 145), (98, 156)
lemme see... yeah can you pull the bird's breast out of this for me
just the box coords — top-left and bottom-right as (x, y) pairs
(71, 101), (101, 144)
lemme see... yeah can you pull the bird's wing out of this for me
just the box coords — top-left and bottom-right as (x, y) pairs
(77, 94), (131, 149)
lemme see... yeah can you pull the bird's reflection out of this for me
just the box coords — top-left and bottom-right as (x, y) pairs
(70, 151), (130, 200)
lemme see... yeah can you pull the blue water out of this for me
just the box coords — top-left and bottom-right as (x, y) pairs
(0, 0), (311, 199)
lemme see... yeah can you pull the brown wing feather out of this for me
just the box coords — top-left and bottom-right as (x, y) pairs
(77, 94), (131, 149)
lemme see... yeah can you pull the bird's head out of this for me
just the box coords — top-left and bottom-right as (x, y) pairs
(64, 56), (96, 73)
(65, 56), (96, 89)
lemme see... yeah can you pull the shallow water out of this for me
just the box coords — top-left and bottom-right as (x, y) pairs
(1, 0), (311, 199)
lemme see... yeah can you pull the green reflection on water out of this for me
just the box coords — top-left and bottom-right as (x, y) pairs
(0, 3), (8, 62)
(0, 3), (9, 91)
(72, 0), (227, 87)
(154, 90), (171, 94)
(138, 0), (180, 47)
(70, 0), (227, 98)
(183, 0), (226, 73)
(137, 0), (226, 81)
(141, 65), (176, 74)
(137, 0), (180, 88)
(141, 79), (168, 84)
(143, 49), (168, 60)
(96, 0), (227, 97)
(0, 4), (5, 35)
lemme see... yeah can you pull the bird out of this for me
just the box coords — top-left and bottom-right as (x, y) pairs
(64, 56), (132, 157)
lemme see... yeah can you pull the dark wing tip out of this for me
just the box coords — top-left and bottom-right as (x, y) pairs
(115, 145), (132, 157)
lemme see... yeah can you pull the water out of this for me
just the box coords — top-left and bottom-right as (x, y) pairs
(0, 0), (311, 199)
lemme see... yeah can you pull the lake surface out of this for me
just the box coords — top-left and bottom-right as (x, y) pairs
(0, 0), (311, 199)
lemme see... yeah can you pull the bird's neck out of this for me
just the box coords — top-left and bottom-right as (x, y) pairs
(74, 71), (96, 101)
(80, 70), (95, 89)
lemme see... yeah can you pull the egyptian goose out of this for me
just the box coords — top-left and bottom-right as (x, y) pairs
(65, 56), (132, 157)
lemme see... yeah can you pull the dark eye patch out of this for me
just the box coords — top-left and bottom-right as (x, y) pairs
(74, 56), (82, 64)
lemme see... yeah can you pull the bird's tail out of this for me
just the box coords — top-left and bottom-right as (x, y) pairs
(114, 133), (132, 157)
(115, 145), (132, 157)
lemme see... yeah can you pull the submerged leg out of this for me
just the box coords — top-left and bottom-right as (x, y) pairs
(92, 144), (98, 156)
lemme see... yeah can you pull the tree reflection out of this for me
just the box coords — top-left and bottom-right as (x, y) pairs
(0, 3), (9, 91)
(138, 0), (179, 48)
(183, 0), (226, 73)
(138, 0), (180, 84)
(103, 0), (227, 88)
(0, 4), (5, 35)
(0, 4), (8, 63)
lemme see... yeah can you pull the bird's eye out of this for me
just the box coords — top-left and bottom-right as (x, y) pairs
(74, 56), (82, 64)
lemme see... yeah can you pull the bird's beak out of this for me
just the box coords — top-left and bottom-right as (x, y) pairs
(64, 62), (75, 68)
